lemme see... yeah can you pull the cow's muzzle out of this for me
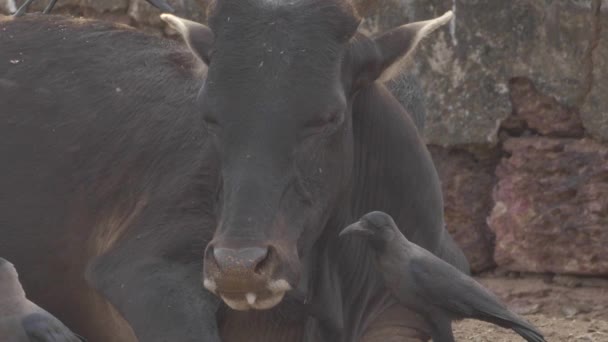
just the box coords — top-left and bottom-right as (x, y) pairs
(203, 240), (298, 310)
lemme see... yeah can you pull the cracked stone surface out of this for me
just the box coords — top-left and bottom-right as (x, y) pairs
(358, 0), (603, 146)
(489, 137), (608, 275)
(581, 0), (608, 142)
(429, 145), (497, 273)
(508, 77), (585, 138)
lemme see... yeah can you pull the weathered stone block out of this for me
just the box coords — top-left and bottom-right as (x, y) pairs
(489, 137), (608, 275)
(509, 77), (584, 138)
(358, 0), (600, 147)
(581, 1), (608, 142)
(429, 145), (497, 273)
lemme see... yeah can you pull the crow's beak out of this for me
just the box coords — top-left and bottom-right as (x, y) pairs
(339, 221), (373, 237)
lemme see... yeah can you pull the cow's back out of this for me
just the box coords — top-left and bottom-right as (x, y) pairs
(0, 14), (206, 341)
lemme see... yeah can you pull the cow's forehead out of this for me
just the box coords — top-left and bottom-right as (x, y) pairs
(210, 0), (352, 10)
(203, 0), (357, 117)
(254, 0), (300, 8)
(207, 0), (359, 39)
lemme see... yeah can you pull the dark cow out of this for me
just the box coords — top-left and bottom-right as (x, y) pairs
(0, 1), (468, 341)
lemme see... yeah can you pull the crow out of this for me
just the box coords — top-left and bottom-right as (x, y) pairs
(340, 211), (546, 342)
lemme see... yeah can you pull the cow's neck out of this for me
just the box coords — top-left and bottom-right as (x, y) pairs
(326, 82), (434, 340)
(218, 298), (308, 341)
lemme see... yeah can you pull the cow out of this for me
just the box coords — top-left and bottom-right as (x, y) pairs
(0, 1), (469, 341)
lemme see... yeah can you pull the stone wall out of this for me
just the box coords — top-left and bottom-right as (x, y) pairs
(3, 0), (607, 275)
(392, 0), (607, 275)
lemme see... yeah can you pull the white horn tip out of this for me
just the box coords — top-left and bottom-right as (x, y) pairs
(160, 13), (186, 33)
(439, 10), (454, 22)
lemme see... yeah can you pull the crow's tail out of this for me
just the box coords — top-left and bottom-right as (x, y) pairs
(511, 322), (546, 342)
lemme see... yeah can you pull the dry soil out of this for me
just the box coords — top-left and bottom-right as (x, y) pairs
(453, 272), (608, 341)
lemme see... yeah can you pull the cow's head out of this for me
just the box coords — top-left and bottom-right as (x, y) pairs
(161, 0), (452, 311)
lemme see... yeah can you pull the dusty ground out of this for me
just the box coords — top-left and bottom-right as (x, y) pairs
(452, 271), (608, 341)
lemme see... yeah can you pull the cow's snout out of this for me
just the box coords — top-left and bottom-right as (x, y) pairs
(212, 246), (270, 275)
(203, 241), (296, 311)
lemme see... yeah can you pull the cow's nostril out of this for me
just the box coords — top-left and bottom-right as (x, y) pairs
(212, 246), (270, 273)
(253, 247), (272, 275)
(205, 244), (217, 267)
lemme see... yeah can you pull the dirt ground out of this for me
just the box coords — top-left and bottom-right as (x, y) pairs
(452, 271), (608, 341)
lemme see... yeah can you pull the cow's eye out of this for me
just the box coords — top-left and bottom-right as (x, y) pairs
(203, 115), (219, 127)
(303, 110), (343, 135)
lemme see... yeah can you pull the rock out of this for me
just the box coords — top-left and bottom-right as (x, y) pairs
(357, 0), (600, 146)
(510, 302), (541, 315)
(553, 275), (583, 288)
(491, 267), (512, 277)
(577, 303), (594, 314)
(489, 137), (608, 275)
(429, 146), (497, 273)
(562, 305), (579, 318)
(581, 2), (608, 142)
(579, 277), (608, 288)
(509, 77), (584, 138)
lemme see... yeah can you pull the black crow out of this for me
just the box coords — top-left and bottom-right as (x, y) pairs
(340, 211), (546, 342)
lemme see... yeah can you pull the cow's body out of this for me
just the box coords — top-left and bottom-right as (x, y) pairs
(0, 7), (468, 342)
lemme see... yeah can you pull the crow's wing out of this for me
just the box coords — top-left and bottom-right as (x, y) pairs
(408, 256), (545, 342)
(409, 256), (517, 319)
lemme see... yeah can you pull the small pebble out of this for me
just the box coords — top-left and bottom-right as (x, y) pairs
(562, 305), (579, 318)
(511, 302), (541, 315)
(541, 273), (555, 284)
(554, 275), (582, 288)
(577, 303), (593, 314)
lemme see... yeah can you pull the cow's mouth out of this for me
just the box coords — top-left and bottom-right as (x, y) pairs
(204, 277), (292, 311)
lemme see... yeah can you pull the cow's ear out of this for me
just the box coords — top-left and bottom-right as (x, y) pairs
(351, 11), (453, 86)
(160, 14), (214, 65)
